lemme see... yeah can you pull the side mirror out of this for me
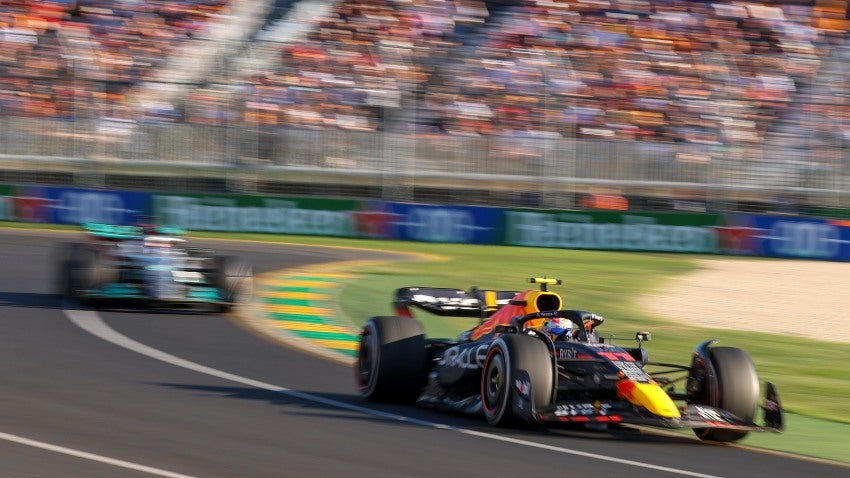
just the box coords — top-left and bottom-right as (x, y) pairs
(635, 331), (651, 346)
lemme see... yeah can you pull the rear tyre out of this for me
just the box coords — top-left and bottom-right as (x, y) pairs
(695, 346), (759, 442)
(212, 256), (253, 311)
(481, 334), (553, 427)
(356, 316), (427, 403)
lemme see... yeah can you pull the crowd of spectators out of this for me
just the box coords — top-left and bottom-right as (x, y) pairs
(418, 0), (817, 144)
(225, 0), (490, 131)
(3, 0), (850, 148)
(227, 0), (849, 147)
(775, 36), (850, 150)
(235, 0), (846, 148)
(0, 0), (230, 119)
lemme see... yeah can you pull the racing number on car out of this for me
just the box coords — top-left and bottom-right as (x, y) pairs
(598, 350), (650, 381)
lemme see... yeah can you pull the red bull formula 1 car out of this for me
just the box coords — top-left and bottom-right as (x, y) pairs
(355, 278), (783, 442)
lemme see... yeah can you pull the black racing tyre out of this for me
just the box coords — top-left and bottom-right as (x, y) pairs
(356, 316), (427, 403)
(55, 243), (116, 303)
(695, 346), (760, 443)
(89, 246), (119, 288)
(53, 242), (82, 299)
(481, 333), (554, 427)
(212, 256), (253, 311)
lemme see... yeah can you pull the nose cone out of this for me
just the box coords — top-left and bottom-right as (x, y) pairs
(617, 379), (681, 418)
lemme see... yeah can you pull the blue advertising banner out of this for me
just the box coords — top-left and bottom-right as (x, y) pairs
(42, 187), (150, 225)
(382, 202), (502, 244)
(720, 214), (850, 261)
(833, 219), (850, 262)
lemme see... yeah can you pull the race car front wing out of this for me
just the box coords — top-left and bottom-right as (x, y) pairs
(531, 382), (783, 433)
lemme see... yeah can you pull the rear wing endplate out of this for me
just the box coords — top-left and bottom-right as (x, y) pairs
(394, 287), (518, 319)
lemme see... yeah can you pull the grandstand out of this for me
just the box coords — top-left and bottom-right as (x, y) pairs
(1, 0), (849, 213)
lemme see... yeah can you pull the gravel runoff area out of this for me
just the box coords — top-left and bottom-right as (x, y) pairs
(638, 258), (850, 344)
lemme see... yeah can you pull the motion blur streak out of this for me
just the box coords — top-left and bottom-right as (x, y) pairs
(65, 309), (724, 478)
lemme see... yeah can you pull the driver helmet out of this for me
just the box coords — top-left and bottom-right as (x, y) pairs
(542, 316), (574, 340)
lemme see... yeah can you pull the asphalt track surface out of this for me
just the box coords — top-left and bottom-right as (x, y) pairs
(0, 229), (846, 478)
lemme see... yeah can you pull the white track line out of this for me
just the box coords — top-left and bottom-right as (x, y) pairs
(64, 309), (723, 478)
(0, 431), (197, 478)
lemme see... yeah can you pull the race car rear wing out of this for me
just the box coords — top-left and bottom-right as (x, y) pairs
(83, 222), (143, 240)
(394, 287), (519, 319)
(83, 222), (187, 240)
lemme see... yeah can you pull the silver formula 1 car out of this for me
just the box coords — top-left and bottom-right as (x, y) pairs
(54, 222), (252, 311)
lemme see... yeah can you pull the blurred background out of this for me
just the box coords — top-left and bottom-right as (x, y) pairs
(1, 0), (849, 214)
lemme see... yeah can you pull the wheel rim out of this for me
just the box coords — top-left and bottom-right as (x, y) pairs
(483, 352), (506, 413)
(357, 328), (376, 392)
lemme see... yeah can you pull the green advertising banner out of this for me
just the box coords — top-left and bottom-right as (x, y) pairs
(504, 209), (721, 253)
(152, 193), (361, 236)
(0, 184), (12, 221)
(809, 207), (850, 220)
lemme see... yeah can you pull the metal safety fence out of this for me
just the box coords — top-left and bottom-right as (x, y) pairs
(1, 117), (848, 212)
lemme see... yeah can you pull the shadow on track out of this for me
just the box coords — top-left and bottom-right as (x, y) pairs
(153, 382), (473, 427)
(0, 290), (226, 318)
(0, 291), (67, 310)
(152, 382), (704, 446)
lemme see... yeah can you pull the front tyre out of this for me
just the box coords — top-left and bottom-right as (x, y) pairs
(53, 242), (82, 300)
(695, 346), (759, 442)
(481, 334), (553, 427)
(356, 316), (427, 403)
(55, 243), (116, 306)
